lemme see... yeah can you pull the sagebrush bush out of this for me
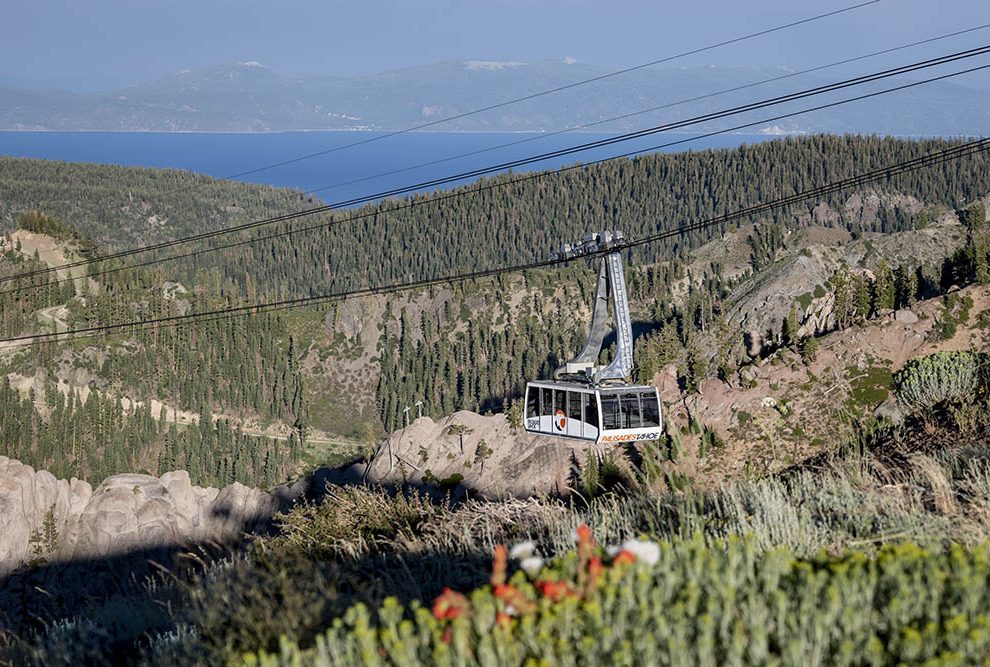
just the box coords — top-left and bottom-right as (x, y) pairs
(893, 350), (988, 412)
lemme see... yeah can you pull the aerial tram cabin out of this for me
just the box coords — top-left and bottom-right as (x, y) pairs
(524, 231), (663, 445)
(524, 380), (663, 444)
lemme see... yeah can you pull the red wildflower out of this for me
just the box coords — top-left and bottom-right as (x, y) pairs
(613, 549), (637, 566)
(496, 611), (512, 628)
(493, 583), (517, 601)
(537, 579), (574, 602)
(575, 523), (599, 592)
(491, 544), (508, 587)
(586, 555), (604, 593)
(432, 587), (470, 621)
(441, 628), (453, 645)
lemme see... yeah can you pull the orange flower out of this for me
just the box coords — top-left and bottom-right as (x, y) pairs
(491, 544), (508, 587)
(493, 583), (518, 601)
(575, 523), (598, 592)
(576, 524), (596, 559)
(493, 582), (536, 615)
(536, 579), (575, 602)
(587, 555), (604, 592)
(432, 587), (470, 621)
(613, 549), (636, 566)
(496, 611), (513, 628)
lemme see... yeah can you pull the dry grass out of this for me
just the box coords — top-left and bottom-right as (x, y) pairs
(909, 454), (958, 516)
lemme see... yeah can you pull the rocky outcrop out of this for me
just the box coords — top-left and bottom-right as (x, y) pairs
(0, 457), (281, 575)
(728, 221), (965, 349)
(352, 411), (592, 499)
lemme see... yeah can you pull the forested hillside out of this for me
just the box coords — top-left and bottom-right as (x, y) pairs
(0, 158), (308, 249)
(4, 137), (988, 300)
(1, 135), (988, 483)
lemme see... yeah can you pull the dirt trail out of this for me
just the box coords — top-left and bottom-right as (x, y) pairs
(0, 231), (100, 352)
(9, 230), (98, 293)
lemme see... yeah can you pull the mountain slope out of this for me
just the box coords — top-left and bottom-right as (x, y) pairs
(2, 59), (988, 134)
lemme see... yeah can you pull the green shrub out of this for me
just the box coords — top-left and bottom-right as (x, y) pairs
(893, 350), (988, 412)
(244, 536), (990, 667)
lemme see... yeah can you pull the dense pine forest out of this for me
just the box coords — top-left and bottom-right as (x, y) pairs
(1, 135), (989, 480)
(0, 379), (298, 486)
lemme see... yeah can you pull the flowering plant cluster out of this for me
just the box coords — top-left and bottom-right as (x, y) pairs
(431, 524), (659, 634)
(246, 537), (990, 666)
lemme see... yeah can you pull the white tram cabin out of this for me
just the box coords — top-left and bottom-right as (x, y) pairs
(523, 381), (663, 444)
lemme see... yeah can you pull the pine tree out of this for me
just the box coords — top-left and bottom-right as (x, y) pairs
(873, 260), (895, 314)
(782, 305), (801, 350)
(832, 267), (855, 330)
(894, 264), (919, 308)
(853, 273), (872, 322)
(965, 202), (990, 285)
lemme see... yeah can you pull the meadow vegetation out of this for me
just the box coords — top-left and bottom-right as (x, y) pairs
(5, 349), (990, 665)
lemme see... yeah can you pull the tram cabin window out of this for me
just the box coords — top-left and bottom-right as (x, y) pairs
(622, 394), (642, 429)
(554, 390), (565, 417)
(601, 394), (621, 430)
(541, 388), (553, 417)
(527, 388), (539, 420)
(641, 392), (661, 427)
(568, 391), (582, 425)
(584, 393), (599, 430)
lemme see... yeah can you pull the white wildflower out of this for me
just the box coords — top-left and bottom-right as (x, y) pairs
(620, 539), (661, 566)
(606, 545), (621, 557)
(509, 540), (537, 561)
(519, 556), (544, 577)
(761, 396), (777, 409)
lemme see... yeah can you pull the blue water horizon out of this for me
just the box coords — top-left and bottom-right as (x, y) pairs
(0, 130), (783, 206)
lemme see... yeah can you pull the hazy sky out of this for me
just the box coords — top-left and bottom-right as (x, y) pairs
(4, 0), (989, 91)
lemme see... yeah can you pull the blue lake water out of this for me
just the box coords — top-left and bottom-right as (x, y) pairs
(0, 130), (779, 205)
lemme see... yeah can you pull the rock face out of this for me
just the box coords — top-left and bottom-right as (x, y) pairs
(727, 222), (965, 348)
(0, 457), (279, 575)
(353, 411), (592, 499)
(894, 309), (920, 324)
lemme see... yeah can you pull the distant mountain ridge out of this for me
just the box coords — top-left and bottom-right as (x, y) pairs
(1, 58), (988, 135)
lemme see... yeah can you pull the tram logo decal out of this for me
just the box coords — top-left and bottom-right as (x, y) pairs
(554, 409), (566, 432)
(600, 431), (661, 443)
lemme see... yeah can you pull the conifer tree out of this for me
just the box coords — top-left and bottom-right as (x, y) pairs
(873, 260), (895, 313)
(965, 202), (990, 285)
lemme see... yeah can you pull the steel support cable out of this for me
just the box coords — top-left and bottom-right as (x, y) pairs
(313, 45), (990, 205)
(2, 138), (985, 349)
(3, 44), (989, 291)
(189, 1), (884, 184)
(304, 23), (990, 199)
(2, 56), (988, 299)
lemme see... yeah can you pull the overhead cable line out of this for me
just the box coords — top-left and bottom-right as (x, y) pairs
(3, 138), (986, 349)
(306, 23), (990, 198)
(199, 1), (883, 184)
(294, 45), (990, 205)
(3, 43), (989, 293)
